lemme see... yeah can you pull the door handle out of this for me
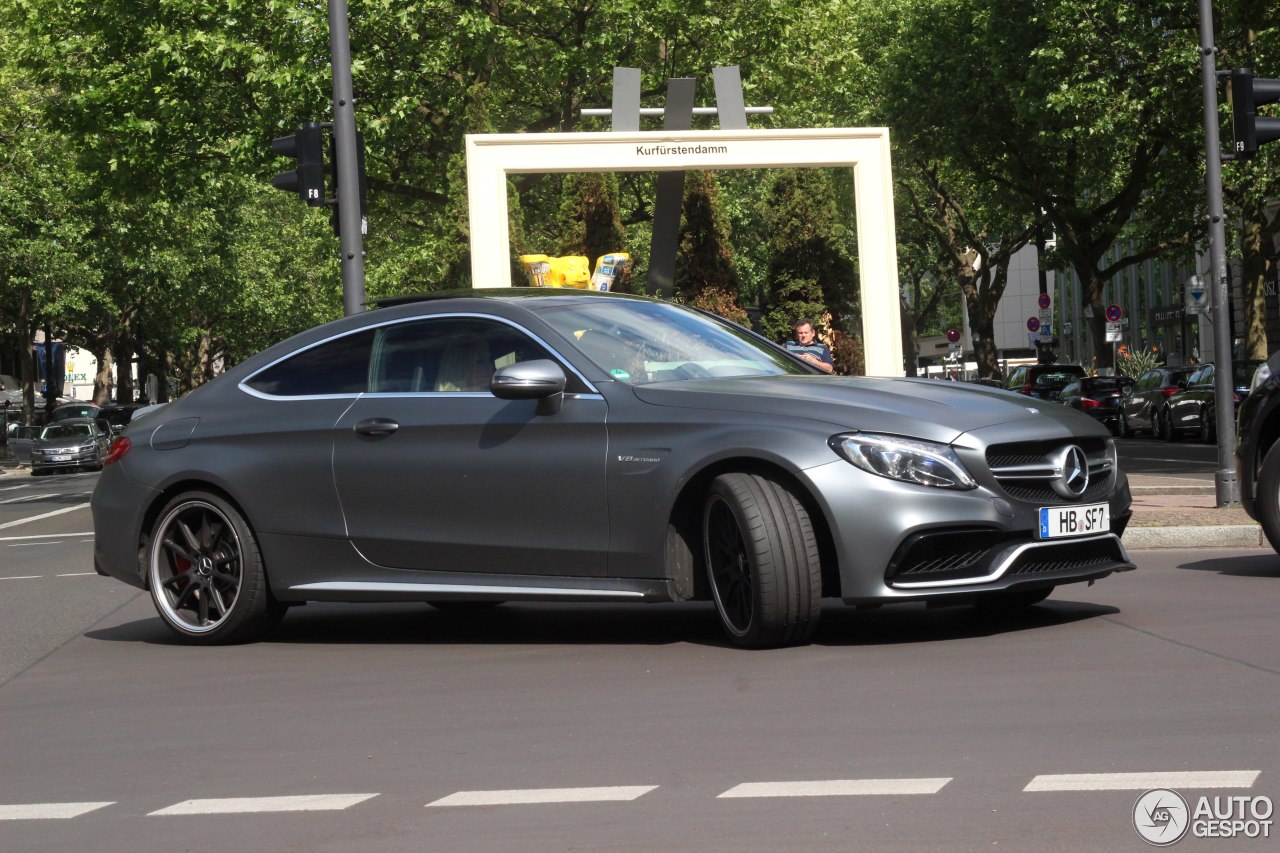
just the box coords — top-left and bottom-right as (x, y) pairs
(354, 418), (399, 437)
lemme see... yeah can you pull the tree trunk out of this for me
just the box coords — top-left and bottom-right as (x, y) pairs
(1240, 207), (1270, 361)
(93, 349), (114, 404)
(113, 341), (134, 404)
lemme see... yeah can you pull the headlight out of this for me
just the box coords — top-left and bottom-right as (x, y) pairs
(79, 443), (96, 452)
(831, 433), (977, 490)
(1250, 362), (1271, 394)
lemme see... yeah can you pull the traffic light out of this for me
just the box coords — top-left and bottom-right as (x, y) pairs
(270, 121), (326, 205)
(1229, 68), (1280, 160)
(329, 131), (368, 237)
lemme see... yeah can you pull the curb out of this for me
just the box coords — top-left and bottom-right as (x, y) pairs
(1123, 524), (1266, 549)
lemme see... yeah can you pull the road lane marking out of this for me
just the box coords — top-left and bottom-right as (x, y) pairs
(1024, 771), (1260, 791)
(0, 575), (42, 580)
(57, 572), (98, 577)
(427, 786), (658, 807)
(0, 503), (91, 530)
(0, 802), (114, 820)
(149, 793), (379, 815)
(0, 532), (94, 541)
(718, 778), (952, 798)
(0, 493), (58, 504)
(8, 542), (61, 547)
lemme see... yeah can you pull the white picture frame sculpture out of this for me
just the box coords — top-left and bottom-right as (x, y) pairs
(465, 127), (903, 376)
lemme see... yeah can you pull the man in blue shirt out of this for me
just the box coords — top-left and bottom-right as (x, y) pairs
(785, 318), (835, 373)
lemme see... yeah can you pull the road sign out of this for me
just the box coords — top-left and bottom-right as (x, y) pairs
(1186, 277), (1208, 314)
(1038, 292), (1051, 310)
(1105, 304), (1123, 322)
(1038, 308), (1052, 325)
(946, 328), (960, 343)
(1106, 322), (1122, 342)
(1027, 317), (1041, 333)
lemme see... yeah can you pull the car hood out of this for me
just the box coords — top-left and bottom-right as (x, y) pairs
(36, 437), (95, 450)
(631, 375), (1100, 443)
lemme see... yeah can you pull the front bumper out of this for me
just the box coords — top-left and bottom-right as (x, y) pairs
(802, 456), (1135, 605)
(32, 449), (102, 471)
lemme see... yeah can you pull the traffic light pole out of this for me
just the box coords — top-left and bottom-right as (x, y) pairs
(328, 0), (366, 316)
(1198, 0), (1238, 506)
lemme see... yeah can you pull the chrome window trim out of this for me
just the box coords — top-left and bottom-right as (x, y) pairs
(890, 533), (1129, 590)
(238, 311), (600, 400)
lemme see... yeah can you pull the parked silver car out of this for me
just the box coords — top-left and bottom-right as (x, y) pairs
(31, 418), (110, 475)
(91, 290), (1135, 648)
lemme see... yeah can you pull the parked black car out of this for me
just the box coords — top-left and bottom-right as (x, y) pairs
(1117, 365), (1196, 438)
(1059, 376), (1134, 434)
(1237, 353), (1280, 552)
(1003, 363), (1086, 400)
(1164, 360), (1263, 442)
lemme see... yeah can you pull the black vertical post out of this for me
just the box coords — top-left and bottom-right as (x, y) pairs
(1198, 0), (1238, 506)
(646, 78), (697, 298)
(328, 0), (366, 316)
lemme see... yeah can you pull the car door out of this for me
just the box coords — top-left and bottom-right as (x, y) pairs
(332, 314), (610, 577)
(1169, 365), (1210, 431)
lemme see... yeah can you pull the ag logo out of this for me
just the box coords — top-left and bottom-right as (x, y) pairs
(1133, 788), (1190, 845)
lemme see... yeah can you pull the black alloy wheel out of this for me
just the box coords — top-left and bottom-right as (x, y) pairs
(703, 473), (821, 649)
(1256, 443), (1280, 553)
(148, 491), (282, 644)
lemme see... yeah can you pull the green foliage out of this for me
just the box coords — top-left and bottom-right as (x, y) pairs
(1115, 344), (1161, 379)
(676, 171), (739, 301)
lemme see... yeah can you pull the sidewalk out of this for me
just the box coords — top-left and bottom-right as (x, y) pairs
(0, 453), (1267, 550)
(1124, 473), (1266, 549)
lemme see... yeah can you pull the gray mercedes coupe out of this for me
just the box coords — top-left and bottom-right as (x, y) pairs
(91, 290), (1134, 648)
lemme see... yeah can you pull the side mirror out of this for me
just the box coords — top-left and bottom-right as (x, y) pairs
(490, 359), (567, 415)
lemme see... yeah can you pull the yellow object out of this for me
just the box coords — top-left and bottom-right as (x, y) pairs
(590, 253), (630, 292)
(519, 254), (611, 289)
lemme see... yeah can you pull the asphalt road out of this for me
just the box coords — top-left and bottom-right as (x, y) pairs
(1114, 435), (1218, 479)
(3, 462), (1278, 852)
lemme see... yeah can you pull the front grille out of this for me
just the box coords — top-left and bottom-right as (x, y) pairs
(1006, 537), (1127, 576)
(986, 437), (1114, 505)
(886, 527), (1131, 589)
(887, 529), (1016, 583)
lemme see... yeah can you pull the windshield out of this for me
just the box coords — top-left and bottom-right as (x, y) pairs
(1235, 362), (1263, 386)
(41, 423), (92, 440)
(536, 300), (808, 384)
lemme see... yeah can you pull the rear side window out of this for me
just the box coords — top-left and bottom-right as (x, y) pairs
(245, 330), (376, 397)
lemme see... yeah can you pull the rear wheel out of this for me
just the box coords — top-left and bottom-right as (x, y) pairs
(1255, 444), (1280, 554)
(703, 473), (821, 648)
(147, 491), (282, 644)
(1162, 408), (1182, 442)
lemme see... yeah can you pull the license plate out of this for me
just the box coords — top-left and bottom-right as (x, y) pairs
(49, 455), (71, 462)
(1039, 503), (1109, 539)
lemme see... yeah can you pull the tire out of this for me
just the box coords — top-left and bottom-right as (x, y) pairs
(1162, 408), (1182, 442)
(147, 491), (282, 644)
(974, 586), (1053, 614)
(1198, 408), (1215, 444)
(1117, 411), (1133, 438)
(1255, 443), (1280, 554)
(703, 473), (822, 648)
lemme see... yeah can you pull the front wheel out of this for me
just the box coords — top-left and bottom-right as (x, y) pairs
(703, 473), (821, 648)
(1198, 408), (1215, 444)
(1255, 444), (1280, 554)
(147, 491), (281, 644)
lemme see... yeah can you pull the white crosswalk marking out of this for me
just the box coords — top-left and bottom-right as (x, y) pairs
(0, 503), (90, 529)
(0, 493), (58, 504)
(0, 802), (114, 820)
(1024, 771), (1260, 791)
(427, 786), (658, 807)
(149, 793), (378, 815)
(718, 778), (952, 798)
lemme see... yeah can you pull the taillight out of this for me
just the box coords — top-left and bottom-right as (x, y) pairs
(1020, 383), (1033, 395)
(1079, 398), (1102, 408)
(1162, 387), (1180, 398)
(103, 436), (131, 467)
